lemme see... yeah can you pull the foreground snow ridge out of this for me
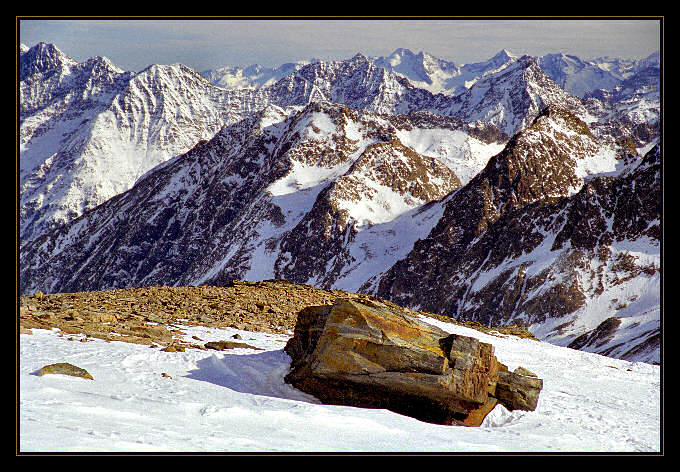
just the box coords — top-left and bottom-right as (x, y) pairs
(20, 317), (660, 453)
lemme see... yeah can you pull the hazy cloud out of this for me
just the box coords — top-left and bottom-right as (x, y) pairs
(19, 18), (661, 72)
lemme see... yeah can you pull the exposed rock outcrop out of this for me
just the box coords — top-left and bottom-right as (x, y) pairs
(35, 363), (94, 380)
(284, 298), (542, 425)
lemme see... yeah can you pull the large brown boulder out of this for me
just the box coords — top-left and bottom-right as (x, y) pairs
(284, 298), (542, 425)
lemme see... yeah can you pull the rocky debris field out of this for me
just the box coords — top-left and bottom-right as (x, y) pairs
(19, 279), (537, 353)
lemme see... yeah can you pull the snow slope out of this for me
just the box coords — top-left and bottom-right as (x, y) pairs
(19, 318), (661, 453)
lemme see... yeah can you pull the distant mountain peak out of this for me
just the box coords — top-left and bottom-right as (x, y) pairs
(390, 47), (412, 56)
(387, 48), (427, 60)
(444, 54), (586, 136)
(349, 52), (370, 63)
(20, 41), (78, 80)
(81, 55), (125, 74)
(32, 41), (61, 53)
(492, 48), (516, 60)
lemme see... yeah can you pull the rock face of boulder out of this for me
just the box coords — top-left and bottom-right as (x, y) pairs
(284, 298), (543, 425)
(495, 368), (543, 411)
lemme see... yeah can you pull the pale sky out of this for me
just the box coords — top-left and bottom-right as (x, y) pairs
(18, 18), (662, 73)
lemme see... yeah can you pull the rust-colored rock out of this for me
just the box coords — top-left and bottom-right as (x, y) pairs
(458, 397), (498, 427)
(284, 298), (543, 425)
(204, 340), (263, 351)
(495, 368), (544, 411)
(35, 362), (93, 380)
(160, 345), (185, 352)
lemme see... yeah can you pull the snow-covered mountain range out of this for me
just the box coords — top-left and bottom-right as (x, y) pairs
(18, 42), (661, 364)
(20, 44), (506, 243)
(204, 47), (660, 100)
(201, 60), (312, 90)
(21, 43), (658, 243)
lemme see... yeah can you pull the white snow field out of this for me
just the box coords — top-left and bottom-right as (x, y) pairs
(19, 317), (661, 453)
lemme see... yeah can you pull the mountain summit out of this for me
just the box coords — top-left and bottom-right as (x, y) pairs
(439, 56), (587, 136)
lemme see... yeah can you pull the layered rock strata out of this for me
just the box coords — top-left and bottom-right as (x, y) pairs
(284, 298), (542, 425)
